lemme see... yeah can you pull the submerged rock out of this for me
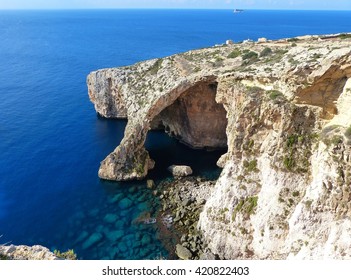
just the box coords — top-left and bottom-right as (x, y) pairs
(104, 213), (118, 224)
(82, 232), (103, 249)
(118, 198), (133, 210)
(167, 165), (193, 177)
(75, 231), (89, 244)
(105, 230), (124, 242)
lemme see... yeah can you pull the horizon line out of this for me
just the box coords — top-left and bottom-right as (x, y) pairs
(0, 7), (350, 11)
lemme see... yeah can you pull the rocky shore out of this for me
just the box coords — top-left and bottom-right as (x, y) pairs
(88, 33), (351, 259)
(156, 176), (218, 260)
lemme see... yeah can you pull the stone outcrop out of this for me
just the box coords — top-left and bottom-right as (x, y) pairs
(88, 33), (351, 259)
(0, 245), (60, 260)
(168, 165), (193, 177)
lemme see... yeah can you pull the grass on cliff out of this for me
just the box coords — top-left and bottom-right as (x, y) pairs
(232, 196), (258, 221)
(243, 159), (258, 173)
(149, 58), (163, 75)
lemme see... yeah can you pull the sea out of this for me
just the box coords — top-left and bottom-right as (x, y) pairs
(0, 9), (350, 260)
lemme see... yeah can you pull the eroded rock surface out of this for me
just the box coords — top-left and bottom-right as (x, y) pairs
(0, 245), (60, 260)
(88, 33), (351, 259)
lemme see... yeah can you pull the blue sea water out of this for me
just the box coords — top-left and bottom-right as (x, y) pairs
(0, 9), (351, 260)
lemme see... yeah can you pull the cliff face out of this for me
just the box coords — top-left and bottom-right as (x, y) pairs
(88, 34), (351, 259)
(0, 245), (60, 260)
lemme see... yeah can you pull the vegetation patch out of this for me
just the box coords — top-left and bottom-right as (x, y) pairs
(232, 196), (258, 221)
(263, 48), (288, 64)
(267, 89), (284, 100)
(281, 132), (317, 173)
(339, 33), (351, 40)
(260, 47), (273, 57)
(287, 38), (299, 42)
(149, 58), (163, 75)
(227, 48), (241, 58)
(243, 159), (258, 173)
(54, 249), (77, 260)
(242, 51), (258, 61)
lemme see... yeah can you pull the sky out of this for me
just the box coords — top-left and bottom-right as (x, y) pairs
(0, 0), (350, 10)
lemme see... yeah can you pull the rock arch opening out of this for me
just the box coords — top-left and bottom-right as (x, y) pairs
(150, 81), (228, 151)
(296, 64), (350, 120)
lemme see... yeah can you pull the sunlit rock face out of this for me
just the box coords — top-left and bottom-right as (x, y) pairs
(154, 81), (227, 149)
(88, 33), (351, 259)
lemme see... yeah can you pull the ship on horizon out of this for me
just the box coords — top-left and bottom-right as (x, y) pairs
(233, 9), (244, 13)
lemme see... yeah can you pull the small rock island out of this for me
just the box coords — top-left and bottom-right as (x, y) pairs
(88, 33), (351, 259)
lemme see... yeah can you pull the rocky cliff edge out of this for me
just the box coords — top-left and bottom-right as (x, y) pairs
(88, 33), (351, 259)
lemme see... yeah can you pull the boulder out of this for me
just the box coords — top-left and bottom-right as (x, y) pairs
(146, 179), (155, 189)
(175, 244), (193, 260)
(168, 165), (193, 177)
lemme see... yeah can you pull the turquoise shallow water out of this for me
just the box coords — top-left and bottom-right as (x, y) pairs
(0, 9), (351, 259)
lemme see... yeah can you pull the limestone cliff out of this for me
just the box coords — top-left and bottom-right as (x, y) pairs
(88, 33), (351, 259)
(0, 245), (60, 260)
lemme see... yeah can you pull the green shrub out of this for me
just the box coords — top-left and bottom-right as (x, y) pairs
(267, 90), (283, 100)
(227, 49), (241, 58)
(242, 51), (258, 60)
(292, 191), (300, 197)
(339, 33), (351, 39)
(54, 249), (77, 260)
(287, 38), (299, 42)
(345, 126), (351, 138)
(260, 47), (272, 57)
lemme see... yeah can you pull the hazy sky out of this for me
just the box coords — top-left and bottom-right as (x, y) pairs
(0, 0), (350, 10)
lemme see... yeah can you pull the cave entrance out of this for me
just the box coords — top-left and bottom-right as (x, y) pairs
(146, 80), (228, 180)
(151, 81), (228, 150)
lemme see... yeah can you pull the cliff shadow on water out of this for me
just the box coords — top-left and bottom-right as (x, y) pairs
(146, 80), (228, 181)
(145, 129), (227, 181)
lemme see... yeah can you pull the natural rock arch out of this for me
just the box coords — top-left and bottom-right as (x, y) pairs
(150, 80), (228, 150)
(97, 76), (228, 181)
